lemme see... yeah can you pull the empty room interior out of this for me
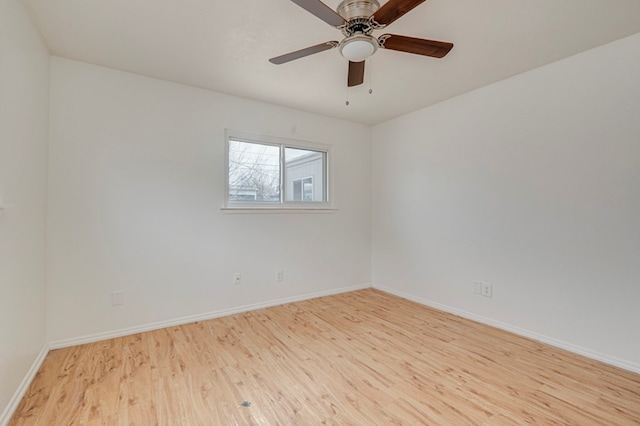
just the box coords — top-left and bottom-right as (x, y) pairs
(2, 0), (640, 424)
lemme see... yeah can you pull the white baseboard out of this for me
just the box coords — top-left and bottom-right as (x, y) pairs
(49, 283), (371, 350)
(0, 344), (49, 426)
(373, 284), (640, 375)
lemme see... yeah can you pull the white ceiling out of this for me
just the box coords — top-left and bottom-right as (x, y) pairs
(23, 0), (640, 125)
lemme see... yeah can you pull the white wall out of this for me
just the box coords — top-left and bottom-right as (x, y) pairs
(0, 0), (50, 422)
(372, 33), (640, 371)
(47, 58), (372, 344)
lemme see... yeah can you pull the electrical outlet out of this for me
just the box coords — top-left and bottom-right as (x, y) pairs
(275, 269), (284, 282)
(233, 273), (242, 285)
(482, 283), (493, 298)
(111, 290), (124, 306)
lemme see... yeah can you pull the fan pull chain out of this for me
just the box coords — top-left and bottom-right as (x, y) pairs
(368, 57), (373, 95)
(345, 74), (350, 106)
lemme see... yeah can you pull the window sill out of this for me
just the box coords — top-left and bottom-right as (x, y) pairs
(221, 207), (338, 214)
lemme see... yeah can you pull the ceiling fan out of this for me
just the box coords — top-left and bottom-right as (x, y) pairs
(269, 0), (454, 87)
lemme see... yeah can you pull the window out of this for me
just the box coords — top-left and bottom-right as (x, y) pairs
(225, 131), (332, 210)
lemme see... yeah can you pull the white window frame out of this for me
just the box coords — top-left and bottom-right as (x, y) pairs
(223, 130), (335, 213)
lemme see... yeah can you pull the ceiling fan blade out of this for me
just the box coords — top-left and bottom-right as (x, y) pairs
(269, 41), (338, 65)
(380, 34), (453, 58)
(371, 0), (426, 26)
(348, 61), (365, 87)
(290, 0), (346, 27)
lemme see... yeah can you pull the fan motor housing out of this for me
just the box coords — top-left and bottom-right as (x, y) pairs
(337, 0), (380, 21)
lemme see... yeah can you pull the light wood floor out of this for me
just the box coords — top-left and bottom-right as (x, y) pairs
(10, 289), (640, 425)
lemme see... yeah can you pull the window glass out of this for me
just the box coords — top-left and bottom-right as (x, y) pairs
(228, 140), (280, 202)
(284, 148), (325, 202)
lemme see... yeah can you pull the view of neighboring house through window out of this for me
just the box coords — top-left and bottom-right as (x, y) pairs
(226, 133), (329, 208)
(284, 147), (324, 202)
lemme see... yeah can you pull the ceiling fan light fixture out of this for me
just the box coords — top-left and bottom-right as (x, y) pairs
(339, 35), (378, 62)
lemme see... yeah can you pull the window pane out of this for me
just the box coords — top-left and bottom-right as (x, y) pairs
(284, 148), (325, 202)
(228, 140), (280, 202)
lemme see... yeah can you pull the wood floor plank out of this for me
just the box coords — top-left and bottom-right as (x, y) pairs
(9, 289), (640, 424)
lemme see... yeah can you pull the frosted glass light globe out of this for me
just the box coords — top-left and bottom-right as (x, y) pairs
(340, 35), (378, 62)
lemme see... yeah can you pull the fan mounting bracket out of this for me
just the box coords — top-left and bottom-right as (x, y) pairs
(377, 33), (391, 47)
(368, 18), (387, 31)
